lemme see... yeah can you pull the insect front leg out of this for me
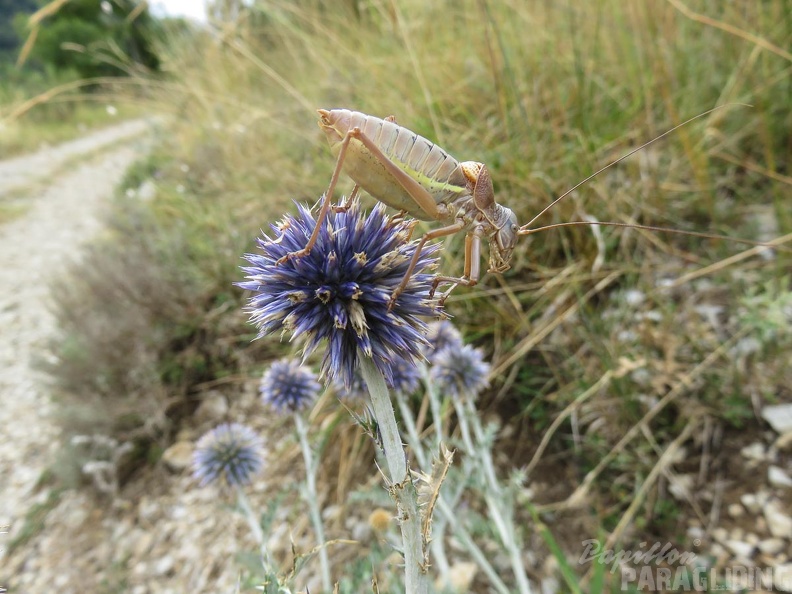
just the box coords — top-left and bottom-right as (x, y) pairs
(430, 228), (483, 306)
(277, 128), (358, 264)
(387, 220), (466, 311)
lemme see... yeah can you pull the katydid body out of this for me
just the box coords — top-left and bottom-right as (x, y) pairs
(280, 105), (771, 308)
(284, 108), (519, 307)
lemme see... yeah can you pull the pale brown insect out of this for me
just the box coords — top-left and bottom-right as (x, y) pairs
(281, 105), (775, 307)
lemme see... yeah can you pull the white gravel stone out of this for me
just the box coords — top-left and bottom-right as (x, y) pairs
(763, 404), (792, 434)
(153, 555), (175, 577)
(776, 433), (792, 452)
(712, 527), (729, 543)
(161, 441), (193, 473)
(758, 538), (786, 555)
(764, 500), (792, 539)
(741, 442), (767, 461)
(724, 540), (754, 560)
(769, 466), (792, 488)
(741, 492), (766, 514)
(194, 391), (229, 424)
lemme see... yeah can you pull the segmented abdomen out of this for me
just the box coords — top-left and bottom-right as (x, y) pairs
(326, 109), (468, 219)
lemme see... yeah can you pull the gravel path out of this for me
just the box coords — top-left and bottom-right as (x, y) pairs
(0, 120), (151, 562)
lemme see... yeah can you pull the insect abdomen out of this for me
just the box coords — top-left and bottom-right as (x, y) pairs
(320, 109), (468, 220)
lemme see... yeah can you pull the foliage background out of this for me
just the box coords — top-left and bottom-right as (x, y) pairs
(2, 0), (790, 590)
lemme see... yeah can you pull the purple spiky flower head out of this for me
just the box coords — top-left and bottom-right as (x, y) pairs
(193, 423), (264, 487)
(260, 358), (321, 413)
(423, 320), (464, 362)
(238, 198), (441, 390)
(389, 359), (421, 395)
(430, 344), (491, 400)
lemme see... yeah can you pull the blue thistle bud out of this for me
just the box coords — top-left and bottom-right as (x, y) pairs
(430, 344), (491, 400)
(424, 320), (464, 362)
(239, 199), (441, 390)
(192, 423), (264, 487)
(259, 358), (321, 413)
(389, 358), (421, 395)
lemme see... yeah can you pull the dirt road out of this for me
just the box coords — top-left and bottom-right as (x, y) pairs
(0, 120), (151, 561)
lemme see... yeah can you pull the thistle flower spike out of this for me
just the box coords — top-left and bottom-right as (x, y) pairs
(239, 198), (442, 389)
(192, 423), (264, 487)
(259, 358), (321, 413)
(430, 344), (491, 401)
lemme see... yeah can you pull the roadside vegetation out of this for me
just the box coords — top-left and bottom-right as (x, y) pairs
(0, 0), (162, 156)
(14, 0), (791, 591)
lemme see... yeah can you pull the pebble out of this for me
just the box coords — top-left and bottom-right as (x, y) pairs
(194, 391), (229, 425)
(153, 555), (175, 577)
(769, 466), (792, 488)
(437, 561), (478, 593)
(724, 540), (754, 560)
(669, 474), (694, 500)
(758, 538), (786, 556)
(776, 433), (792, 452)
(741, 492), (767, 514)
(712, 527), (729, 543)
(741, 442), (767, 462)
(728, 503), (745, 518)
(776, 564), (792, 592)
(763, 404), (792, 434)
(161, 441), (193, 473)
(764, 500), (792, 539)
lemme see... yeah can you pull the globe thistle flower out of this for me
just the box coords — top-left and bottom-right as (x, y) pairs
(430, 344), (491, 400)
(423, 320), (464, 362)
(193, 423), (264, 487)
(389, 358), (421, 395)
(239, 198), (441, 389)
(260, 358), (321, 413)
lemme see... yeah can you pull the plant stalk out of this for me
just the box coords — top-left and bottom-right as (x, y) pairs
(454, 397), (533, 594)
(236, 486), (271, 568)
(294, 412), (332, 592)
(359, 355), (429, 594)
(396, 390), (510, 594)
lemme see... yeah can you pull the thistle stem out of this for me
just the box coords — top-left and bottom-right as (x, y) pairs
(359, 355), (429, 594)
(236, 487), (271, 568)
(454, 397), (533, 594)
(294, 412), (332, 592)
(396, 391), (451, 584)
(422, 364), (444, 449)
(396, 390), (511, 594)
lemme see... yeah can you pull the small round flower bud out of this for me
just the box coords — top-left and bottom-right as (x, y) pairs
(192, 423), (264, 487)
(259, 359), (321, 413)
(424, 320), (464, 362)
(430, 344), (491, 400)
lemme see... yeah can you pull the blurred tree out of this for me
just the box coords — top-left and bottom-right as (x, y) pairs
(0, 0), (37, 60)
(13, 0), (160, 77)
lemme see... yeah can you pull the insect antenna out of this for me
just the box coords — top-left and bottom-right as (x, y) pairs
(518, 103), (751, 234)
(518, 220), (792, 253)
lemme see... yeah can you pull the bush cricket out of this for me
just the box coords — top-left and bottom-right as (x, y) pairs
(281, 106), (776, 308)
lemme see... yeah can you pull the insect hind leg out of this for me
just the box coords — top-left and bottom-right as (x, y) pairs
(277, 127), (357, 265)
